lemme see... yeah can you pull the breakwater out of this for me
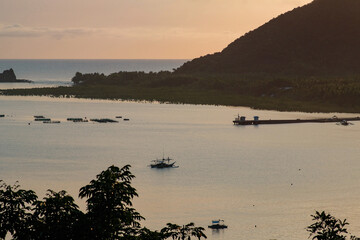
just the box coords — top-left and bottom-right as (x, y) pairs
(233, 117), (360, 125)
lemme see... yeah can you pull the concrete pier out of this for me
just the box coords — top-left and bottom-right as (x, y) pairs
(233, 117), (360, 125)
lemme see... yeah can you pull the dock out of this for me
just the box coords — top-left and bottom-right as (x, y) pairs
(233, 116), (360, 125)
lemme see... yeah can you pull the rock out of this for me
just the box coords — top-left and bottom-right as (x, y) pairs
(0, 68), (31, 82)
(0, 68), (17, 82)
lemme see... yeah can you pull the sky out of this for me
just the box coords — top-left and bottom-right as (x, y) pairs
(0, 0), (311, 59)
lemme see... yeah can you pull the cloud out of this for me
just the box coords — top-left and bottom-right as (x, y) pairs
(0, 23), (237, 42)
(0, 24), (99, 39)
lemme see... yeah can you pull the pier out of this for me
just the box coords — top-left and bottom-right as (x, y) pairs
(233, 116), (360, 126)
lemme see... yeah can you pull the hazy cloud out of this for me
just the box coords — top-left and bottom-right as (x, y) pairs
(0, 24), (99, 39)
(0, 23), (237, 42)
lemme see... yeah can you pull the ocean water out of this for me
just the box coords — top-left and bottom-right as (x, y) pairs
(0, 60), (360, 240)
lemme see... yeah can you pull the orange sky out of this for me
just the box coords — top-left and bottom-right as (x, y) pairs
(0, 0), (311, 59)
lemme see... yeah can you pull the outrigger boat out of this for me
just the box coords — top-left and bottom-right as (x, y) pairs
(150, 156), (178, 168)
(336, 120), (353, 126)
(208, 220), (228, 229)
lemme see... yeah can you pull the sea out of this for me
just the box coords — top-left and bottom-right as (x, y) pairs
(1, 60), (360, 240)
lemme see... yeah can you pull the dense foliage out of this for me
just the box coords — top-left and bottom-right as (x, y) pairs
(0, 165), (207, 240)
(69, 71), (360, 112)
(2, 169), (360, 239)
(176, 0), (360, 76)
(307, 211), (358, 240)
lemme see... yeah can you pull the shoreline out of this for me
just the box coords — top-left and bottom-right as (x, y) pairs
(1, 85), (360, 114)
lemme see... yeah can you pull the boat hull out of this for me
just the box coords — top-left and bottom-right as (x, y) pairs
(208, 225), (228, 229)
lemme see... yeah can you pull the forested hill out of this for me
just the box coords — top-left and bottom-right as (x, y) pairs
(176, 0), (360, 76)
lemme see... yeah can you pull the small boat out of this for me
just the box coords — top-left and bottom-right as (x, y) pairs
(67, 118), (88, 122)
(43, 121), (61, 124)
(150, 157), (178, 168)
(67, 118), (84, 121)
(336, 120), (353, 126)
(115, 116), (122, 118)
(73, 119), (88, 122)
(90, 118), (118, 123)
(0, 114), (5, 117)
(34, 118), (51, 121)
(208, 220), (228, 229)
(123, 118), (130, 121)
(34, 115), (45, 119)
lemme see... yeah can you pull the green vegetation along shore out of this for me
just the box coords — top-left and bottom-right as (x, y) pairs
(1, 71), (360, 113)
(3, 0), (360, 113)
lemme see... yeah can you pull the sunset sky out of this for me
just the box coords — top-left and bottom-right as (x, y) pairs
(0, 0), (311, 59)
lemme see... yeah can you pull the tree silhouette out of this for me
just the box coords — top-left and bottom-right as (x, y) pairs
(0, 165), (208, 240)
(0, 181), (37, 240)
(161, 222), (207, 240)
(191, 226), (207, 240)
(79, 165), (144, 240)
(307, 211), (353, 240)
(32, 190), (83, 240)
(161, 223), (181, 240)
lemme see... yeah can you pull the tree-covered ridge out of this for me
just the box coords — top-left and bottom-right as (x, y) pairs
(176, 0), (360, 75)
(69, 71), (360, 112)
(0, 165), (207, 240)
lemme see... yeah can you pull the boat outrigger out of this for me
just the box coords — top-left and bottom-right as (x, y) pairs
(150, 157), (178, 168)
(208, 220), (228, 229)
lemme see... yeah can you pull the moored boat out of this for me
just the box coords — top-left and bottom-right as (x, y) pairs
(90, 118), (118, 123)
(34, 118), (51, 121)
(150, 157), (178, 168)
(43, 121), (61, 124)
(208, 220), (227, 229)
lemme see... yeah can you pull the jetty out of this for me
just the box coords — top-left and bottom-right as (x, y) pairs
(233, 115), (360, 126)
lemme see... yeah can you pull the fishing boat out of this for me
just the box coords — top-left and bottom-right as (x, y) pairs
(208, 220), (228, 229)
(43, 120), (61, 124)
(34, 118), (51, 121)
(90, 118), (118, 123)
(150, 157), (178, 168)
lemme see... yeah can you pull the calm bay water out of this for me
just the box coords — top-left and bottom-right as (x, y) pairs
(0, 96), (359, 240)
(0, 60), (360, 240)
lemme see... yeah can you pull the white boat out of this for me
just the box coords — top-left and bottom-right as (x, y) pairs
(208, 220), (228, 229)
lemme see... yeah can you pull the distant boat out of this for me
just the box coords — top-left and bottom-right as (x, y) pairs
(208, 220), (228, 229)
(0, 114), (4, 118)
(123, 118), (130, 121)
(90, 118), (118, 123)
(67, 118), (88, 122)
(150, 157), (178, 168)
(35, 118), (51, 121)
(336, 120), (353, 126)
(43, 121), (61, 124)
(115, 116), (122, 118)
(34, 115), (45, 119)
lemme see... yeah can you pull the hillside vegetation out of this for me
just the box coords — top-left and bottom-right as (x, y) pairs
(3, 71), (360, 113)
(2, 0), (360, 113)
(177, 0), (360, 76)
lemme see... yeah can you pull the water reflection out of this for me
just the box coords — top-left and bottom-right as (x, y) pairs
(211, 229), (226, 238)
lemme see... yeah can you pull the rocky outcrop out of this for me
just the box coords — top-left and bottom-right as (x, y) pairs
(0, 69), (31, 82)
(0, 69), (17, 82)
